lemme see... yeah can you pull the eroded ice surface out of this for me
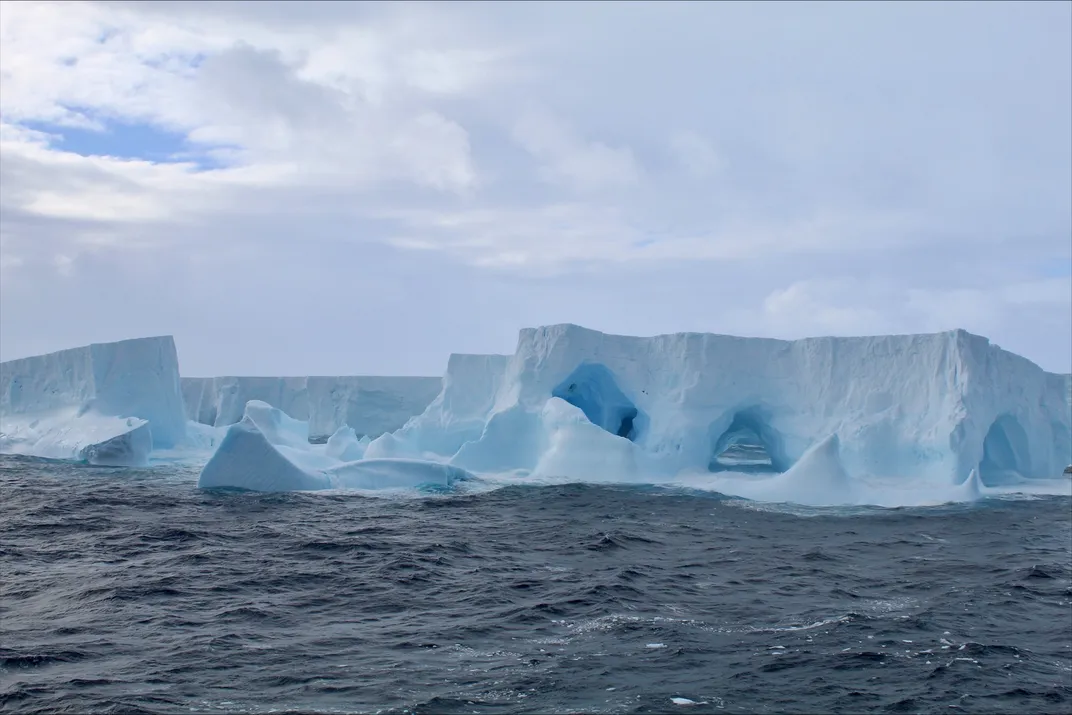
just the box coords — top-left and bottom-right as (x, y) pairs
(7, 325), (1070, 505)
(0, 337), (187, 466)
(365, 325), (1070, 493)
(197, 401), (473, 492)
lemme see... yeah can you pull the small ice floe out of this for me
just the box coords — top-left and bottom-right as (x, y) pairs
(671, 697), (707, 706)
(646, 643), (667, 649)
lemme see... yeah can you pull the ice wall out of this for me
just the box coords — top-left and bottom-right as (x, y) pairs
(181, 375), (442, 439)
(367, 325), (1071, 485)
(0, 336), (187, 464)
(365, 354), (511, 460)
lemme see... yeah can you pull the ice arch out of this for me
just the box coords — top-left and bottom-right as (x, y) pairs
(979, 414), (1031, 484)
(709, 409), (790, 473)
(551, 363), (642, 441)
(709, 426), (778, 473)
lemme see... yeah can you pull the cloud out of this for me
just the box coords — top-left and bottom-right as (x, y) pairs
(187, 43), (478, 190)
(744, 276), (1072, 351)
(759, 280), (893, 337)
(511, 107), (642, 193)
(668, 131), (722, 179)
(0, 0), (486, 192)
(0, 0), (1069, 373)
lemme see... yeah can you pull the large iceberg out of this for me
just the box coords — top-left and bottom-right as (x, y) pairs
(181, 375), (442, 440)
(364, 324), (1071, 487)
(0, 337), (187, 466)
(6, 325), (1068, 499)
(197, 400), (473, 492)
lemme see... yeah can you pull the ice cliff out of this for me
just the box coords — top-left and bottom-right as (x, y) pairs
(0, 337), (187, 466)
(6, 325), (1068, 497)
(364, 325), (1071, 487)
(181, 375), (442, 440)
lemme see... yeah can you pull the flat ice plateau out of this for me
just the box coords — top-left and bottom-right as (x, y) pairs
(2, 325), (1070, 506)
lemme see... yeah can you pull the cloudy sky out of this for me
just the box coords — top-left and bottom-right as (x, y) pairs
(1, 0), (1069, 376)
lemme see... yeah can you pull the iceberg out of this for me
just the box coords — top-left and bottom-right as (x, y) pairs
(197, 400), (473, 492)
(364, 324), (1071, 488)
(181, 375), (442, 440)
(6, 325), (1067, 502)
(0, 337), (187, 466)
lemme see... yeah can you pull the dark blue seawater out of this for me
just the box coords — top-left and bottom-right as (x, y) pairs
(2, 454), (1070, 714)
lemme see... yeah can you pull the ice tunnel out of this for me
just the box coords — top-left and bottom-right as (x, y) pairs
(979, 414), (1032, 485)
(709, 409), (789, 473)
(551, 363), (643, 441)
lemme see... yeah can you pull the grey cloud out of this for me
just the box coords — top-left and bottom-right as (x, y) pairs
(2, 0), (1068, 373)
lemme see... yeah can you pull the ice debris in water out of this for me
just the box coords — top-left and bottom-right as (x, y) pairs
(671, 697), (707, 706)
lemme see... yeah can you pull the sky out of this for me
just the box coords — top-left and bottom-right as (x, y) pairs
(0, 0), (1069, 376)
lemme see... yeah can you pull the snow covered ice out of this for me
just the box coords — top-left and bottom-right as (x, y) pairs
(181, 375), (441, 440)
(364, 324), (1071, 499)
(3, 325), (1070, 504)
(0, 337), (187, 466)
(197, 400), (474, 492)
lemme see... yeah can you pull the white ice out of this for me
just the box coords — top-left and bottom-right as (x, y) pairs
(0, 337), (187, 466)
(671, 697), (706, 706)
(181, 375), (441, 440)
(359, 324), (1071, 504)
(197, 400), (473, 492)
(5, 325), (1070, 506)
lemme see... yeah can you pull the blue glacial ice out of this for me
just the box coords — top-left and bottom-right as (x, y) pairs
(2, 325), (1069, 505)
(197, 400), (473, 492)
(361, 324), (1071, 503)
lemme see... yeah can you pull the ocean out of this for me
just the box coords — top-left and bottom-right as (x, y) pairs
(2, 454), (1070, 714)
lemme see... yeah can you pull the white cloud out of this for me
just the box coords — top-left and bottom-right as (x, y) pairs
(743, 276), (1072, 355)
(0, 0), (487, 195)
(511, 108), (642, 193)
(760, 279), (892, 336)
(905, 278), (1072, 336)
(0, 124), (294, 225)
(0, 1), (1068, 373)
(376, 202), (921, 271)
(0, 253), (23, 273)
(53, 254), (76, 277)
(668, 130), (722, 179)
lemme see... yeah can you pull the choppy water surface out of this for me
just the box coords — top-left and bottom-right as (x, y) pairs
(2, 455), (1070, 714)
